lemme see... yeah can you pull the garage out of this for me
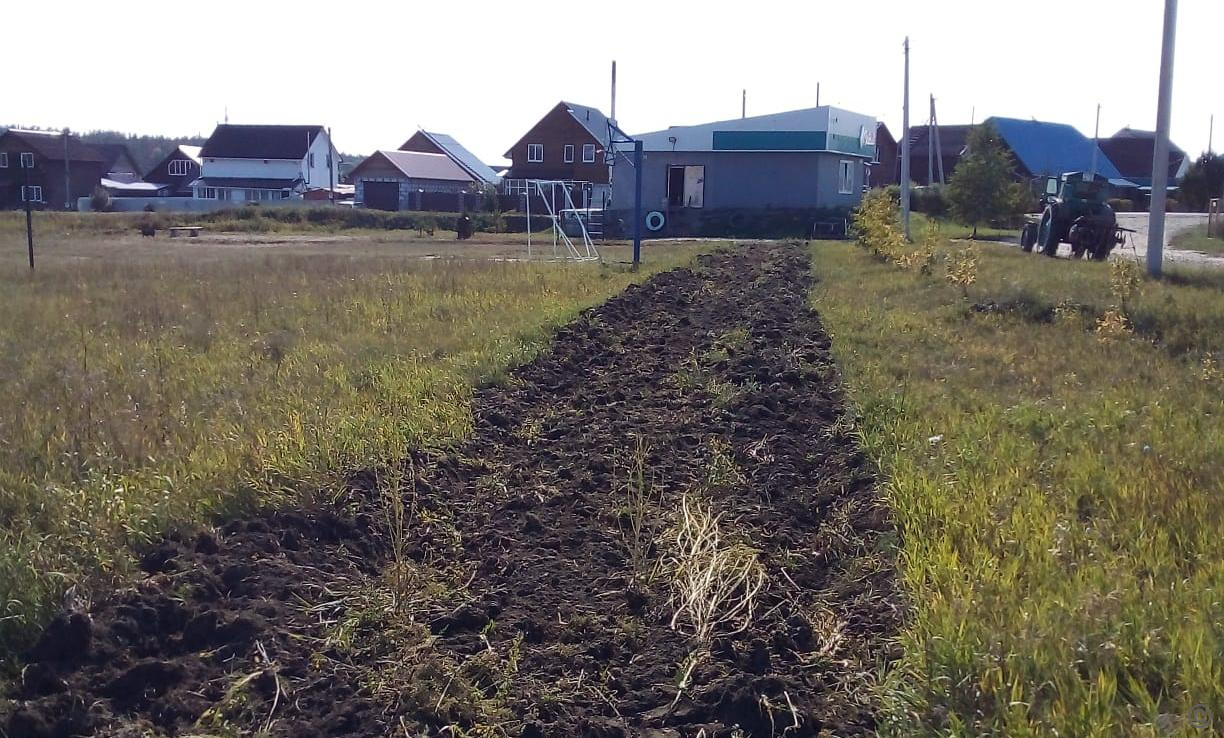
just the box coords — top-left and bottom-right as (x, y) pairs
(362, 181), (400, 211)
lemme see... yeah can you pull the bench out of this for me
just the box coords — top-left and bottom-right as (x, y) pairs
(169, 226), (203, 238)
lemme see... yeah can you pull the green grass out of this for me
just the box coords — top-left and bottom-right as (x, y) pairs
(0, 214), (700, 661)
(810, 240), (1224, 736)
(911, 212), (1019, 242)
(1171, 224), (1224, 255)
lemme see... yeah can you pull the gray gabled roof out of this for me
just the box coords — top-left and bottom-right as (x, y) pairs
(634, 107), (832, 152)
(420, 131), (500, 184)
(351, 150), (476, 183)
(561, 101), (611, 145)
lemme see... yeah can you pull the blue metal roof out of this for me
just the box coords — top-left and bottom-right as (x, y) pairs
(987, 117), (1123, 180)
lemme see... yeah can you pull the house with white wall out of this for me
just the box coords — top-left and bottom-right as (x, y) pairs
(193, 124), (337, 202)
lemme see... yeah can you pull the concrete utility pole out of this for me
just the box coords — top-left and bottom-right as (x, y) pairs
(742, 89), (746, 119)
(900, 37), (911, 240)
(928, 95), (935, 187)
(1147, 0), (1178, 277)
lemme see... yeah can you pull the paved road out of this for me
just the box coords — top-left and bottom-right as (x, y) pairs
(1114, 212), (1217, 267)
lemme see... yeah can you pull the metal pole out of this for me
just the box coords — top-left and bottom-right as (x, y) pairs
(933, 99), (946, 185)
(816, 82), (821, 108)
(900, 37), (911, 240)
(1209, 114), (1214, 154)
(63, 128), (71, 211)
(1147, 0), (1178, 277)
(327, 127), (335, 205)
(742, 89), (746, 119)
(611, 61), (617, 124)
(1089, 104), (1101, 180)
(24, 164), (34, 270)
(633, 140), (643, 266)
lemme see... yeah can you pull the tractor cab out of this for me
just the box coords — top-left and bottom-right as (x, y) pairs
(1041, 171), (1110, 206)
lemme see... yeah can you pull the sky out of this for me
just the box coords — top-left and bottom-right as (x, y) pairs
(5, 0), (1220, 168)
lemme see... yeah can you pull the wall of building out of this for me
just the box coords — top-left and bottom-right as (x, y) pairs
(611, 151), (864, 213)
(201, 157), (302, 179)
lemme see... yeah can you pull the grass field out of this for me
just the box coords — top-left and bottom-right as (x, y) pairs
(1170, 224), (1224, 255)
(0, 213), (698, 660)
(811, 235), (1224, 735)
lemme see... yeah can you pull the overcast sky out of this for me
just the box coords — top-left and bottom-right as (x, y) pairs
(6, 0), (1219, 167)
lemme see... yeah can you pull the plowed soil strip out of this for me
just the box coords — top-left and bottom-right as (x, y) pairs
(5, 243), (901, 738)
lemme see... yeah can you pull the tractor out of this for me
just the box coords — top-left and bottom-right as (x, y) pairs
(1019, 172), (1128, 260)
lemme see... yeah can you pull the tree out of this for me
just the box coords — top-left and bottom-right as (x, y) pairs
(1177, 153), (1224, 212)
(946, 124), (1018, 237)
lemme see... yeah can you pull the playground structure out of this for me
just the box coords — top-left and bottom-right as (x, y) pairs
(523, 180), (600, 261)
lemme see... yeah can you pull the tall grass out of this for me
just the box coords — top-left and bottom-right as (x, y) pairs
(0, 223), (696, 660)
(810, 239), (1224, 736)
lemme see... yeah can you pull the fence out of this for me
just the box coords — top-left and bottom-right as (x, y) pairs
(79, 197), (331, 214)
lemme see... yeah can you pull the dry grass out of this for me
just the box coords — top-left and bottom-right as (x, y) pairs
(0, 213), (699, 660)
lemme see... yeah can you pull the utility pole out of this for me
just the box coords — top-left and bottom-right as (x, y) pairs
(611, 60), (617, 124)
(1209, 114), (1214, 154)
(900, 37), (911, 240)
(1089, 104), (1101, 180)
(1147, 0), (1178, 277)
(816, 82), (821, 108)
(932, 98), (945, 185)
(928, 95), (935, 187)
(327, 127), (335, 205)
(742, 89), (746, 119)
(24, 161), (35, 270)
(63, 128), (72, 211)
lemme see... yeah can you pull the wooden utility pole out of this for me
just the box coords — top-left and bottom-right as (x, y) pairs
(24, 162), (35, 270)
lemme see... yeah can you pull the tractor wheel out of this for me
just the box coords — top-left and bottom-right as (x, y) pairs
(1038, 206), (1060, 257)
(1020, 223), (1037, 252)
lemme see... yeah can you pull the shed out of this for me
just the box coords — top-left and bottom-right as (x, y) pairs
(349, 150), (478, 211)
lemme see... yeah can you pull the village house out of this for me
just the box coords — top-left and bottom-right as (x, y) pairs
(502, 101), (612, 209)
(144, 145), (203, 197)
(0, 129), (126, 209)
(193, 124), (338, 203)
(348, 150), (478, 211)
(609, 105), (877, 236)
(400, 131), (500, 187)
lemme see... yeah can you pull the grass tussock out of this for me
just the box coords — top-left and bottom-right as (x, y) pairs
(0, 220), (697, 660)
(811, 230), (1224, 735)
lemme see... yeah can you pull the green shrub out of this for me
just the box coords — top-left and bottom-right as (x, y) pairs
(911, 185), (948, 217)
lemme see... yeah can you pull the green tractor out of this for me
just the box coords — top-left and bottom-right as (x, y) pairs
(1019, 172), (1128, 260)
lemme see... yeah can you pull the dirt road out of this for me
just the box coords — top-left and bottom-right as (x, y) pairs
(4, 244), (899, 737)
(1114, 213), (1216, 266)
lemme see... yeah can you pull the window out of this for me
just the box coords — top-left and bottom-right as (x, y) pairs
(838, 160), (854, 194)
(168, 159), (192, 176)
(21, 185), (43, 203)
(196, 187), (217, 199)
(527, 144), (543, 163)
(666, 165), (705, 208)
(563, 145), (574, 163)
(20, 152), (34, 169)
(0, 153), (7, 168)
(502, 179), (529, 196)
(309, 153), (316, 168)
(582, 144), (596, 163)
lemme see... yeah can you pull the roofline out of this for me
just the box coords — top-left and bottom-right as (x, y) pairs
(503, 101), (603, 159)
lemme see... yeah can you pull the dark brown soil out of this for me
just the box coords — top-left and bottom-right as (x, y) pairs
(3, 242), (901, 737)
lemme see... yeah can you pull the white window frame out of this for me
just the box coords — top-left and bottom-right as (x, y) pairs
(582, 144), (596, 163)
(308, 152), (316, 168)
(527, 143), (543, 163)
(838, 160), (854, 194)
(22, 185), (43, 202)
(0, 153), (7, 168)
(20, 152), (35, 169)
(168, 159), (191, 176)
(563, 144), (574, 163)
(196, 186), (218, 200)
